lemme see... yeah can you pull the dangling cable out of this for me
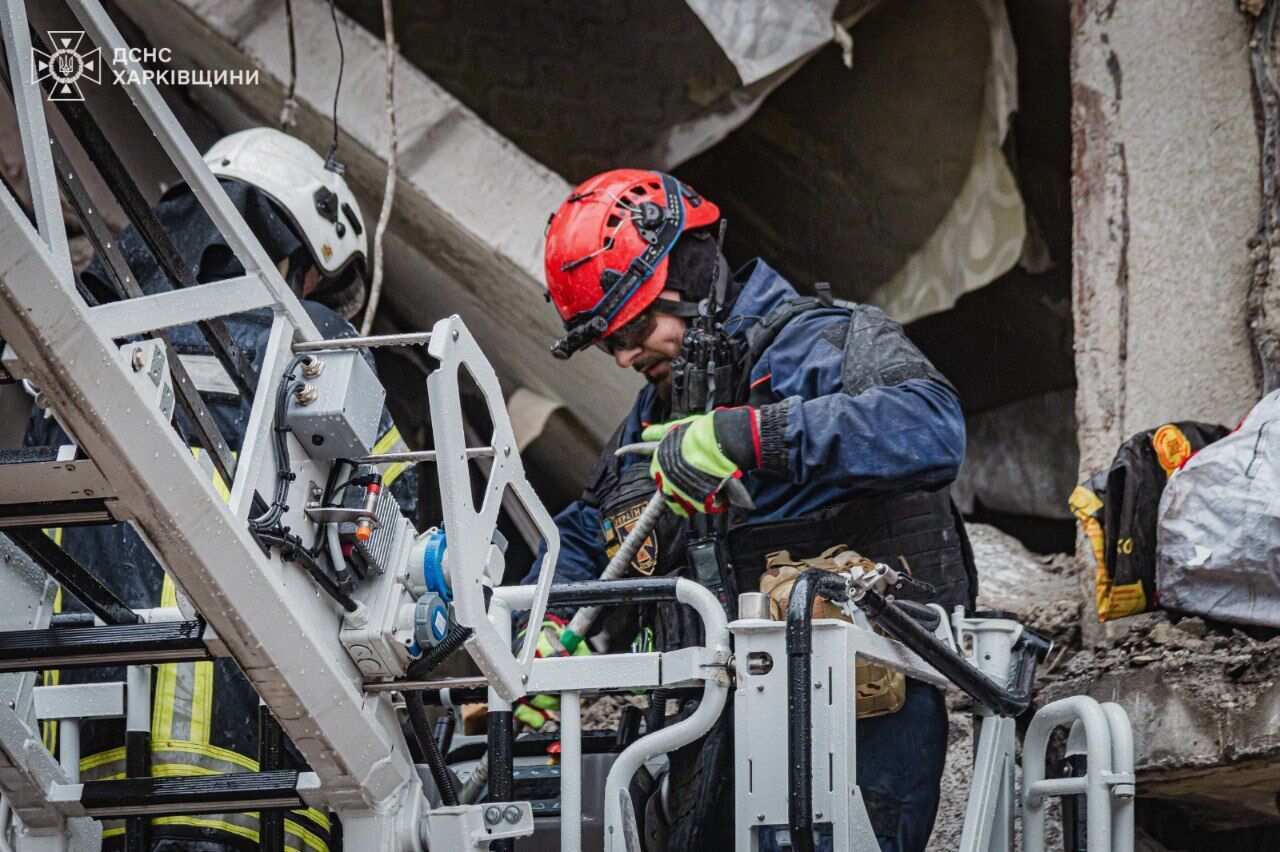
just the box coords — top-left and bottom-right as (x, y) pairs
(361, 0), (399, 335)
(324, 0), (346, 172)
(278, 0), (299, 127)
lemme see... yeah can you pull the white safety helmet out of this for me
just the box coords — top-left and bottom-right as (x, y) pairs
(203, 128), (367, 281)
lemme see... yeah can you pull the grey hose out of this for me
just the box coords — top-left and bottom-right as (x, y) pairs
(564, 490), (667, 645)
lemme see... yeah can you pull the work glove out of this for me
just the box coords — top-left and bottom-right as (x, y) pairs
(513, 614), (590, 730)
(641, 407), (763, 517)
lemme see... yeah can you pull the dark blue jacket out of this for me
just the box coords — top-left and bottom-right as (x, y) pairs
(527, 259), (965, 584)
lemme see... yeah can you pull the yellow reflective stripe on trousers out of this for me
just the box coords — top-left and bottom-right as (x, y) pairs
(89, 747), (329, 849)
(102, 814), (326, 850)
(152, 574), (180, 740)
(371, 425), (410, 486)
(58, 447), (329, 848)
(40, 536), (62, 753)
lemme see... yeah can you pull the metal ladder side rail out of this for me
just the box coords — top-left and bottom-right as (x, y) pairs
(0, 27), (417, 849)
(0, 12), (238, 503)
(0, 533), (101, 847)
(0, 4), (71, 284)
(62, 0), (322, 346)
(0, 182), (418, 831)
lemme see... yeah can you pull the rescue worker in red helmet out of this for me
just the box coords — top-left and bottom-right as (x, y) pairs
(530, 169), (976, 852)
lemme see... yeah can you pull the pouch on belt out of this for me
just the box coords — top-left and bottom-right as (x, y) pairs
(760, 545), (906, 718)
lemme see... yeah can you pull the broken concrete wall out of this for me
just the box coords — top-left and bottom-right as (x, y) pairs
(1071, 0), (1262, 616)
(1060, 3), (1275, 833)
(1071, 0), (1260, 473)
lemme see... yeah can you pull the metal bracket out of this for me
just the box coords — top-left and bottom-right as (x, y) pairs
(427, 316), (558, 701)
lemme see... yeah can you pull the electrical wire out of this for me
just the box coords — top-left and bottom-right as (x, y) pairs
(279, 0), (299, 127)
(324, 0), (345, 171)
(247, 355), (357, 612)
(256, 529), (357, 612)
(361, 0), (399, 335)
(249, 354), (306, 531)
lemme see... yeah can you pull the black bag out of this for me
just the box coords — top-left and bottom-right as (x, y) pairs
(1070, 422), (1228, 621)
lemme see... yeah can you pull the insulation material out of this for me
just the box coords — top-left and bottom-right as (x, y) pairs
(681, 0), (840, 85)
(871, 0), (1025, 323)
(1157, 391), (1280, 628)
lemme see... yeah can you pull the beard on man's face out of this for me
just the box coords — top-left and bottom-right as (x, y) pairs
(652, 370), (674, 402)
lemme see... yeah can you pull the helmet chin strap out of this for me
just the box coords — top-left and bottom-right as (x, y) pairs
(283, 247), (314, 297)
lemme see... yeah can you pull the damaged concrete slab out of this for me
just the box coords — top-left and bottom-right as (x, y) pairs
(1043, 615), (1280, 832)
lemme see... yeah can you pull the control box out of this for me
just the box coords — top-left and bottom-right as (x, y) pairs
(286, 350), (386, 460)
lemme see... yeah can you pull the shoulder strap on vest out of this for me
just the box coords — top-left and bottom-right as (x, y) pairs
(742, 296), (829, 367)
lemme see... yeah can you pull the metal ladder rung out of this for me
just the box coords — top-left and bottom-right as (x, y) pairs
(87, 274), (273, 340)
(74, 769), (302, 818)
(0, 621), (209, 672)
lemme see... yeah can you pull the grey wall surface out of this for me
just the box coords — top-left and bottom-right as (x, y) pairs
(1072, 0), (1260, 474)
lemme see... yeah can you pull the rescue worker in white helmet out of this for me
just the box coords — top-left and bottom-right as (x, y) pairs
(24, 128), (419, 851)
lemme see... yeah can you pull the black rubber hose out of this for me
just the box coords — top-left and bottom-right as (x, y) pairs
(854, 587), (1050, 717)
(400, 625), (474, 807)
(784, 569), (839, 852)
(434, 714), (456, 756)
(405, 624), (472, 681)
(406, 690), (459, 806)
(253, 530), (357, 612)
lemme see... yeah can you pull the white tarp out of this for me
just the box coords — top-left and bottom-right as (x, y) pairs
(682, 0), (841, 85)
(871, 0), (1027, 324)
(682, 0), (1028, 325)
(1157, 390), (1280, 628)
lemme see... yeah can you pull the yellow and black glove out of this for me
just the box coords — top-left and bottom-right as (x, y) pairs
(642, 406), (766, 517)
(512, 614), (590, 730)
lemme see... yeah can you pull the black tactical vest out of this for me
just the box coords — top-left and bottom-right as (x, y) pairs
(584, 298), (977, 614)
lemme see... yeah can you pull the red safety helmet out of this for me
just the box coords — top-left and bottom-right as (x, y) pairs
(545, 169), (720, 358)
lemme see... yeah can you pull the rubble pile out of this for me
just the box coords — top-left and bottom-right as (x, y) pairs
(968, 524), (1081, 652)
(1059, 613), (1280, 685)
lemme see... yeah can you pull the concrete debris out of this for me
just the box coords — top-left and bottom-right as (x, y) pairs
(968, 523), (1081, 650)
(1240, 0), (1267, 18)
(1042, 609), (1280, 830)
(582, 693), (646, 731)
(1059, 611), (1280, 684)
(930, 525), (1081, 847)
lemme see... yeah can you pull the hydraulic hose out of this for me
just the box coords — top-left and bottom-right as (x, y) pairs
(402, 624), (473, 807)
(406, 689), (459, 805)
(784, 569), (843, 852)
(561, 490), (667, 653)
(854, 588), (1049, 718)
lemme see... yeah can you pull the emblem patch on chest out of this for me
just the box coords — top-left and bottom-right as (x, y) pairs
(602, 501), (658, 575)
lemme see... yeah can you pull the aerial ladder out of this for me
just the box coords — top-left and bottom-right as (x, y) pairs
(0, 0), (1135, 848)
